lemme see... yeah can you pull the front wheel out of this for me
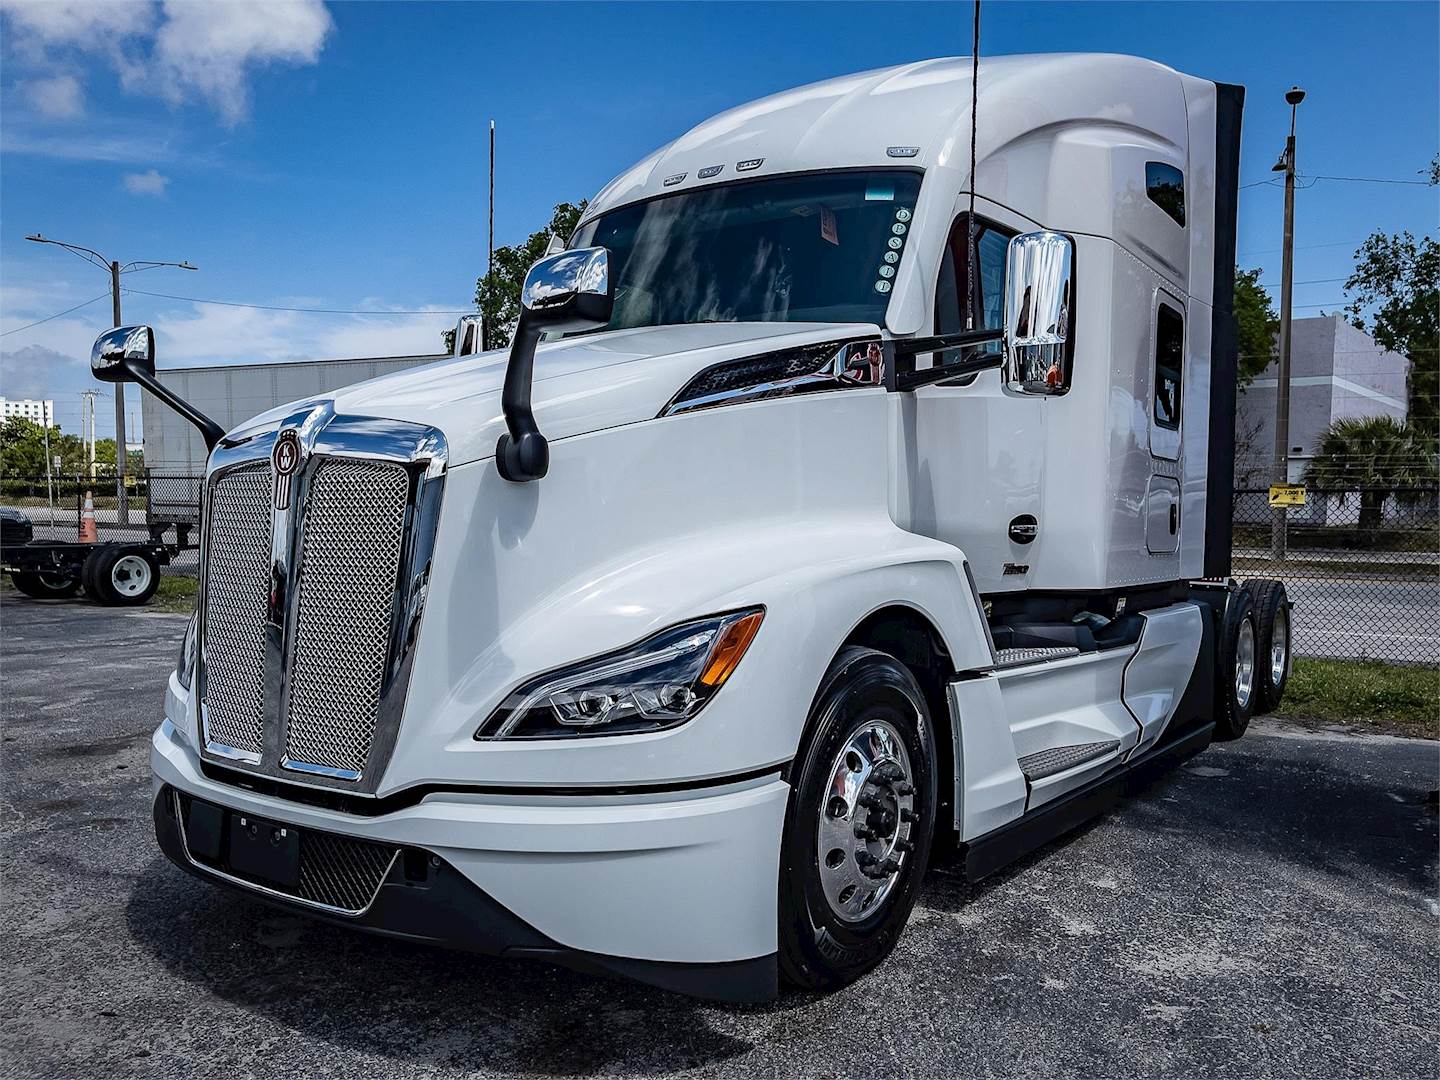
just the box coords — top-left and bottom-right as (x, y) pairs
(778, 647), (938, 992)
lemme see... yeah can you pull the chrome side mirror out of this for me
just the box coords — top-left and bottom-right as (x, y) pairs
(520, 246), (612, 331)
(90, 324), (225, 449)
(91, 325), (156, 382)
(1003, 232), (1073, 394)
(453, 314), (483, 356)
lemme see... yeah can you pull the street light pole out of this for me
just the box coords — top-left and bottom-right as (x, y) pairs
(25, 234), (196, 529)
(1270, 86), (1305, 563)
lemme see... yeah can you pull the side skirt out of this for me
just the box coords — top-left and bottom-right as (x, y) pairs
(958, 588), (1222, 882)
(960, 719), (1213, 881)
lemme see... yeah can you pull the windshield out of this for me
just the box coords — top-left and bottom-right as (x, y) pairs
(570, 170), (922, 332)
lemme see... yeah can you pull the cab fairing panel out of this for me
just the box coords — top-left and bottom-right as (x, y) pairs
(1123, 602), (1204, 754)
(384, 390), (994, 795)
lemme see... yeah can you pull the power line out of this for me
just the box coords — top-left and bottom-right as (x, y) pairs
(1239, 239), (1365, 258)
(1242, 173), (1432, 189)
(0, 293), (111, 337)
(121, 287), (471, 316)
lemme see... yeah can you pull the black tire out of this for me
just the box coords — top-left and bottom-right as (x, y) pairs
(9, 570), (82, 599)
(81, 544), (111, 601)
(1213, 588), (1258, 741)
(1244, 579), (1292, 714)
(91, 545), (161, 607)
(778, 646), (938, 992)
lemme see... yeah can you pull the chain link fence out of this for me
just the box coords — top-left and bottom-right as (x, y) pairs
(1, 471), (203, 574)
(1233, 486), (1440, 665)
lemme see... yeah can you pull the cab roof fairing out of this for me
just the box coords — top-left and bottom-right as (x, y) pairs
(578, 53), (1200, 335)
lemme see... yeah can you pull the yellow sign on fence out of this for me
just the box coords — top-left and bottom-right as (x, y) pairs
(1268, 484), (1307, 508)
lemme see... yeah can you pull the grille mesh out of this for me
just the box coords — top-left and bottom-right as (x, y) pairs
(297, 830), (399, 912)
(283, 458), (409, 775)
(202, 466), (272, 755)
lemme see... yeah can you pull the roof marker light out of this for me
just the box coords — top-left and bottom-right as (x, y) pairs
(887, 146), (921, 158)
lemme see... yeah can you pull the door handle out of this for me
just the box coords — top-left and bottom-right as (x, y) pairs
(1169, 503), (1178, 535)
(1008, 515), (1039, 545)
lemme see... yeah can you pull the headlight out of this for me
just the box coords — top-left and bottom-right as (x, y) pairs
(176, 610), (198, 691)
(476, 608), (764, 740)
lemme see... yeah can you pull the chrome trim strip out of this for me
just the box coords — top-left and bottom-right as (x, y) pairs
(196, 408), (449, 796)
(171, 789), (399, 918)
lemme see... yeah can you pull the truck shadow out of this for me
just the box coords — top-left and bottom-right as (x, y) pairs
(123, 857), (785, 1076)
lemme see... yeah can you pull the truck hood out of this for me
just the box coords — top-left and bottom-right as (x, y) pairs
(227, 321), (876, 467)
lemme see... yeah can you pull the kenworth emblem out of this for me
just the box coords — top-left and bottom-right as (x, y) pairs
(272, 429), (301, 510)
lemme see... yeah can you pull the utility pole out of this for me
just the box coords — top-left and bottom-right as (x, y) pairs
(80, 389), (99, 480)
(41, 400), (55, 527)
(25, 233), (196, 529)
(1269, 86), (1305, 563)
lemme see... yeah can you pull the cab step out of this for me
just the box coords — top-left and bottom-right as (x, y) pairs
(1018, 739), (1121, 781)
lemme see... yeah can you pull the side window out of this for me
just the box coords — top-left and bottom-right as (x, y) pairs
(1154, 302), (1184, 429)
(1145, 162), (1185, 226)
(933, 214), (1013, 375)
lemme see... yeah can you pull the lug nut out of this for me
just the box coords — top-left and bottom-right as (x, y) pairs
(892, 782), (915, 796)
(899, 808), (918, 823)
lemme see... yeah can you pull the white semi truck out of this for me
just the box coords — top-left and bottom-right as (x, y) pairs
(91, 54), (1292, 1001)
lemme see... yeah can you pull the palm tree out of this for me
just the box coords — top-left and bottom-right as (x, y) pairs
(1303, 416), (1438, 533)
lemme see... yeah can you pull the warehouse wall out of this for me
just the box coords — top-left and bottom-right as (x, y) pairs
(142, 354), (445, 474)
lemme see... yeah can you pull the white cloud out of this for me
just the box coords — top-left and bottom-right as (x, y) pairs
(18, 74), (84, 118)
(123, 168), (170, 196)
(0, 0), (333, 124)
(148, 1), (333, 124)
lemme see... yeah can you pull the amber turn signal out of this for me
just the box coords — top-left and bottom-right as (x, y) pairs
(699, 610), (765, 688)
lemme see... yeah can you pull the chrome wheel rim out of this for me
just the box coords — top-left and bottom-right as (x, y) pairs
(816, 718), (916, 924)
(111, 555), (152, 598)
(1270, 608), (1289, 686)
(1235, 617), (1256, 710)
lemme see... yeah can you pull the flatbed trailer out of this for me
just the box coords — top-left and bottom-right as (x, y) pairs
(3, 531), (189, 607)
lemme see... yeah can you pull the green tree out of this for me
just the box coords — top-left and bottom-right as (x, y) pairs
(0, 417), (51, 476)
(1303, 415), (1437, 533)
(1345, 229), (1439, 437)
(1234, 265), (1279, 386)
(472, 201), (588, 350)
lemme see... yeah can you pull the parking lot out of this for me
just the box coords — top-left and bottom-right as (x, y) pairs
(2, 593), (1436, 1079)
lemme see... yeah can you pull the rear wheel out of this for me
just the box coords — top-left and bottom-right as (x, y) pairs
(1214, 588), (1258, 741)
(81, 544), (111, 601)
(91, 546), (161, 607)
(9, 570), (81, 599)
(778, 647), (937, 992)
(1245, 579), (1292, 714)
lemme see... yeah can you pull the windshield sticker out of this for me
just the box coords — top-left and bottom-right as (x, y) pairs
(878, 264), (896, 279)
(895, 207), (912, 222)
(790, 204), (817, 217)
(865, 182), (896, 201)
(883, 250), (900, 264)
(874, 279), (893, 294)
(887, 236), (904, 250)
(820, 206), (838, 245)
(891, 221), (907, 236)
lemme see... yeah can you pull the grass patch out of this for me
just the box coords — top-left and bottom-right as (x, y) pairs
(1272, 657), (1439, 740)
(151, 574), (198, 614)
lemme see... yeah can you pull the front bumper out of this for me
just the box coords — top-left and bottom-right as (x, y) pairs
(152, 720), (788, 1001)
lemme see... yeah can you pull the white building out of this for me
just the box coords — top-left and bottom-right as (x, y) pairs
(0, 397), (56, 426)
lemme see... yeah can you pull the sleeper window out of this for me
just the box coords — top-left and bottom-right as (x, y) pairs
(1154, 302), (1184, 430)
(1145, 162), (1185, 227)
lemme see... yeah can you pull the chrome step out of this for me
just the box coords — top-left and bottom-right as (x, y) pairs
(994, 645), (1081, 668)
(1018, 740), (1121, 781)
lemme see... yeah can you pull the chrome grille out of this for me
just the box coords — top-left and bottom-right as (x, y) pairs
(201, 466), (272, 756)
(297, 830), (400, 912)
(283, 458), (409, 776)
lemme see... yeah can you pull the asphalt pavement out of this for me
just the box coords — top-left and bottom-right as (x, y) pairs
(2, 591), (1437, 1079)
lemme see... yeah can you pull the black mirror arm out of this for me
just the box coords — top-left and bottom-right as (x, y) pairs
(124, 360), (225, 450)
(495, 314), (549, 482)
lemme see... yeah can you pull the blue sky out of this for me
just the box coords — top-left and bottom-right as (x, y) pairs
(2, 0), (1435, 438)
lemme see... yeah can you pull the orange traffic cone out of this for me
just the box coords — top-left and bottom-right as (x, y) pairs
(79, 490), (98, 543)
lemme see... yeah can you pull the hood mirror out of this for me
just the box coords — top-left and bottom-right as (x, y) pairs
(91, 325), (155, 382)
(495, 246), (614, 483)
(89, 324), (224, 450)
(1003, 231), (1073, 394)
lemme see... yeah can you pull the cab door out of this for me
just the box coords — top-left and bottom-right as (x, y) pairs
(904, 203), (1045, 594)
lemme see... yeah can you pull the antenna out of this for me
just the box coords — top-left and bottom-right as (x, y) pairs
(965, 0), (982, 330)
(486, 118), (496, 351)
